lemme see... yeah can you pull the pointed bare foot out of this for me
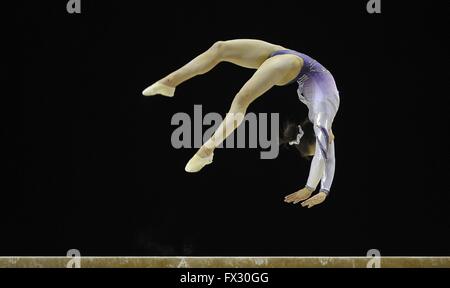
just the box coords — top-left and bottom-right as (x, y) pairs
(185, 147), (214, 173)
(142, 81), (175, 97)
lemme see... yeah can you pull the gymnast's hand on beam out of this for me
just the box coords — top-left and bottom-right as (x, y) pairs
(300, 192), (327, 208)
(284, 187), (313, 204)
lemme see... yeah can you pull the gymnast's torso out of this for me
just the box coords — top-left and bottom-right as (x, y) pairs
(269, 49), (340, 132)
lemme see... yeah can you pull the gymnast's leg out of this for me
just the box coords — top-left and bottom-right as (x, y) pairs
(142, 39), (286, 96)
(185, 54), (302, 172)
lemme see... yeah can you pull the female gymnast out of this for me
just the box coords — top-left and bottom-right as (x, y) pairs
(143, 39), (340, 208)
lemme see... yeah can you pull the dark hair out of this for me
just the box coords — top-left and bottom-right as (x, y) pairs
(279, 118), (316, 159)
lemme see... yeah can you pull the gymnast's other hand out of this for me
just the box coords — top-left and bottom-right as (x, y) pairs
(284, 187), (314, 204)
(301, 192), (327, 208)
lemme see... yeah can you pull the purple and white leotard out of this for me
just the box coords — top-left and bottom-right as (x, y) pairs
(269, 50), (340, 195)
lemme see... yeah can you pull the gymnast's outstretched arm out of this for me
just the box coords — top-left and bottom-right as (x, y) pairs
(284, 115), (335, 208)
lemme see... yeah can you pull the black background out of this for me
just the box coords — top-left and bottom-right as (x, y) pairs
(4, 0), (448, 256)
